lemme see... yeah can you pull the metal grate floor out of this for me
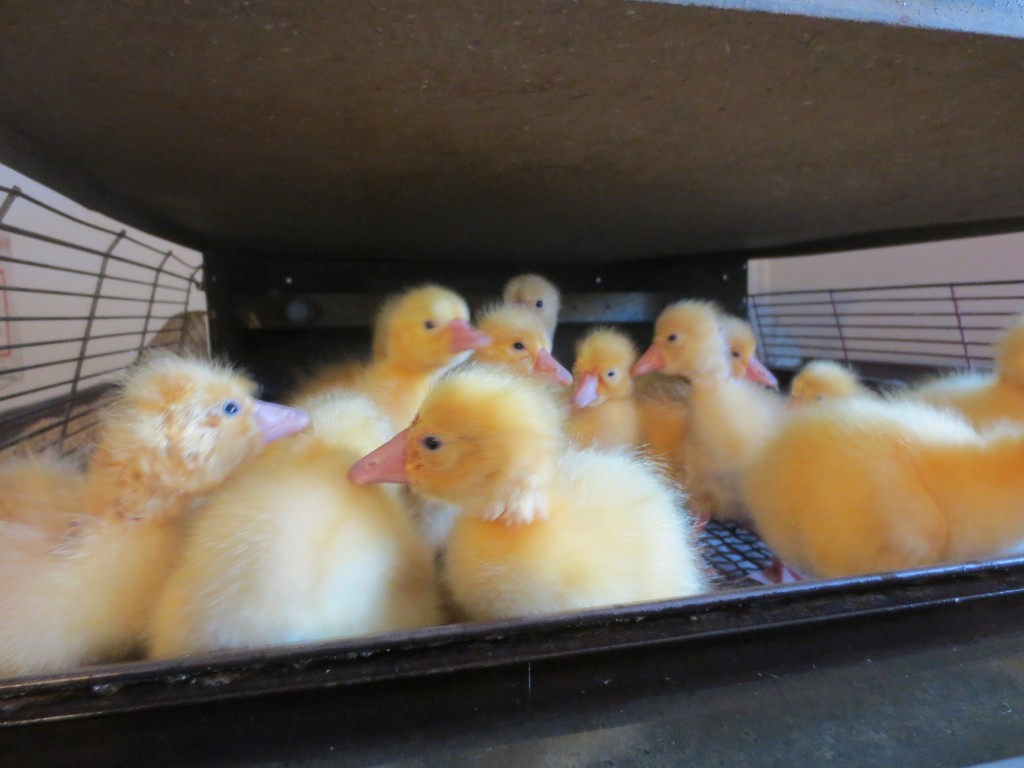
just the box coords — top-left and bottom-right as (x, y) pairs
(699, 520), (777, 587)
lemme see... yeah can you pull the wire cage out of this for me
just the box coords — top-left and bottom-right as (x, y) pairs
(0, 184), (207, 460)
(748, 279), (1024, 378)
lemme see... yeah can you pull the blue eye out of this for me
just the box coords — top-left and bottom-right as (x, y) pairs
(607, 370), (616, 378)
(222, 400), (241, 416)
(535, 300), (543, 308)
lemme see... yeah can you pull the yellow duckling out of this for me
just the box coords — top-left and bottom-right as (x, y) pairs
(567, 328), (641, 450)
(350, 367), (707, 621)
(789, 360), (868, 408)
(502, 273), (561, 344)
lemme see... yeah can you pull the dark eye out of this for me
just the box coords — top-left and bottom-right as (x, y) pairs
(535, 299), (544, 308)
(423, 435), (442, 451)
(222, 400), (241, 416)
(731, 350), (741, 358)
(667, 333), (679, 343)
(513, 341), (526, 351)
(424, 320), (435, 330)
(607, 370), (616, 378)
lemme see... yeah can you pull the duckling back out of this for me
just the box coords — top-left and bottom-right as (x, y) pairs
(444, 446), (707, 621)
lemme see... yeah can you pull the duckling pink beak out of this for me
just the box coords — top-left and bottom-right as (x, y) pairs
(252, 400), (310, 444)
(572, 372), (600, 408)
(447, 318), (491, 352)
(631, 344), (666, 376)
(744, 355), (779, 389)
(348, 427), (410, 485)
(533, 348), (573, 386)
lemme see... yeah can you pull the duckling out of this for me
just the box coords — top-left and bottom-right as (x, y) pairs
(474, 303), (572, 385)
(789, 360), (867, 408)
(502, 273), (561, 344)
(349, 367), (707, 621)
(150, 392), (441, 658)
(632, 301), (784, 523)
(744, 395), (1024, 578)
(294, 285), (490, 431)
(910, 317), (1024, 429)
(567, 328), (641, 450)
(0, 355), (309, 676)
(719, 313), (778, 389)
(0, 453), (85, 536)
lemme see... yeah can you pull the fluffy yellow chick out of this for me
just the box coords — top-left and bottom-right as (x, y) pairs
(0, 453), (85, 536)
(349, 367), (707, 621)
(567, 328), (641, 450)
(502, 273), (561, 344)
(149, 392), (440, 658)
(789, 360), (867, 407)
(0, 355), (309, 676)
(744, 395), (1024, 578)
(910, 317), (1024, 429)
(633, 301), (784, 524)
(473, 303), (573, 385)
(718, 313), (778, 388)
(294, 285), (490, 432)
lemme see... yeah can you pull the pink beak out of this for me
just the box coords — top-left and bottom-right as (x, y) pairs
(447, 318), (491, 353)
(533, 347), (573, 386)
(572, 373), (600, 408)
(252, 400), (310, 444)
(631, 345), (666, 376)
(348, 427), (411, 485)
(744, 355), (779, 389)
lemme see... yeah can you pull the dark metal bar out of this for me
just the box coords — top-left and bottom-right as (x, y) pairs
(827, 290), (849, 363)
(138, 252), (172, 355)
(0, 284), (183, 304)
(747, 278), (1024, 299)
(0, 347), (144, 378)
(0, 185), (18, 224)
(0, 185), (196, 273)
(0, 224), (194, 285)
(0, 379), (73, 404)
(0, 314), (177, 322)
(0, 254), (189, 291)
(0, 326), (184, 354)
(59, 230), (124, 445)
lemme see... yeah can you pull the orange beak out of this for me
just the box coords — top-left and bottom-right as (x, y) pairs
(447, 318), (491, 353)
(744, 355), (779, 389)
(533, 347), (573, 386)
(348, 427), (411, 485)
(572, 373), (600, 408)
(631, 344), (666, 376)
(252, 400), (310, 444)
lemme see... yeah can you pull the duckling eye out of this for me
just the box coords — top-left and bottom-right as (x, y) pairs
(513, 341), (526, 351)
(221, 400), (241, 416)
(535, 299), (544, 308)
(424, 320), (435, 330)
(731, 350), (741, 358)
(667, 333), (679, 343)
(607, 370), (616, 378)
(422, 435), (442, 451)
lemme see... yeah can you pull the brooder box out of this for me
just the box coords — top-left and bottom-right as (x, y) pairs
(1, 2), (1024, 766)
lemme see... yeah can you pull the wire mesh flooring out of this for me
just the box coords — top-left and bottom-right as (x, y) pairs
(698, 519), (777, 587)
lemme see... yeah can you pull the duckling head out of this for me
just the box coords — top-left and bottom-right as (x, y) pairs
(350, 367), (564, 525)
(474, 304), (572, 386)
(719, 314), (778, 388)
(789, 360), (863, 408)
(93, 354), (309, 518)
(571, 328), (637, 408)
(377, 285), (490, 373)
(632, 301), (730, 381)
(502, 273), (560, 334)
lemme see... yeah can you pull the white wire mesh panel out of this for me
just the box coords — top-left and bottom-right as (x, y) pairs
(0, 183), (207, 457)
